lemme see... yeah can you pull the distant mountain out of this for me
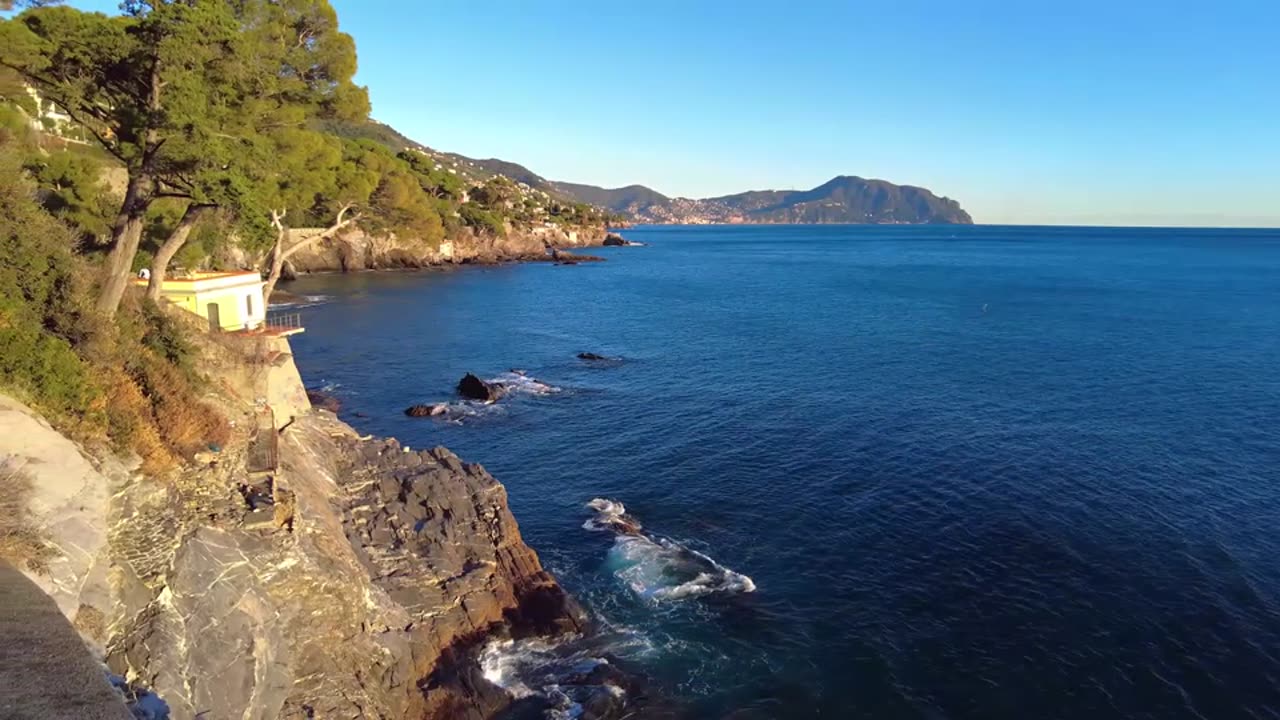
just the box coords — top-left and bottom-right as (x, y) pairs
(554, 175), (973, 225)
(322, 119), (972, 225)
(551, 182), (671, 214)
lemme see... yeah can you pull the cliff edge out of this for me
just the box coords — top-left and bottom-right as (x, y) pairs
(0, 331), (606, 719)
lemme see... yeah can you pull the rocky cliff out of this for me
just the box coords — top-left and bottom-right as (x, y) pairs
(1, 331), (616, 719)
(282, 223), (609, 275)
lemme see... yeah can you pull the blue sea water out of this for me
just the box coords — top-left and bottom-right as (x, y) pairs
(287, 225), (1280, 719)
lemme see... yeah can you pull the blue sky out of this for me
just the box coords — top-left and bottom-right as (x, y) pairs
(58, 1), (1280, 225)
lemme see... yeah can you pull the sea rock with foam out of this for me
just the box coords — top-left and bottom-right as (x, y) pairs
(458, 372), (505, 402)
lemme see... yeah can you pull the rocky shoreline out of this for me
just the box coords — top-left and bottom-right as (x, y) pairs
(1, 325), (638, 718)
(279, 224), (613, 276)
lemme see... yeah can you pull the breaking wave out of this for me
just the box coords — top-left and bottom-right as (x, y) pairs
(582, 498), (638, 533)
(585, 498), (756, 601)
(270, 293), (331, 309)
(479, 634), (634, 719)
(492, 370), (562, 396)
(417, 371), (562, 424)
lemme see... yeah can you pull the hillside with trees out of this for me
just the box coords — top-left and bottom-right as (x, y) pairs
(0, 0), (619, 466)
(0, 0), (616, 317)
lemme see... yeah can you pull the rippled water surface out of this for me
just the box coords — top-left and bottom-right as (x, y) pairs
(288, 225), (1280, 719)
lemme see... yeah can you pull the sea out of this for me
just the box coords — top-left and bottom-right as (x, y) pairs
(286, 224), (1280, 719)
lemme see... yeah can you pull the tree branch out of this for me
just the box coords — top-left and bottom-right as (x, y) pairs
(279, 207), (359, 261)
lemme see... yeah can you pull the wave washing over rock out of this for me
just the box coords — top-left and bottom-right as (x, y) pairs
(479, 637), (620, 720)
(493, 370), (562, 396)
(416, 371), (563, 424)
(585, 499), (757, 601)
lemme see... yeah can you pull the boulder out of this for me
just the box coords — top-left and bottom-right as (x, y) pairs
(577, 352), (607, 361)
(602, 232), (629, 246)
(404, 403), (448, 418)
(307, 389), (341, 414)
(457, 373), (503, 403)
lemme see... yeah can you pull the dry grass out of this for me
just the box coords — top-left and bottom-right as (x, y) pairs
(0, 461), (55, 573)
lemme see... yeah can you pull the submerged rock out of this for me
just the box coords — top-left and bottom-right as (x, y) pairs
(404, 403), (448, 418)
(307, 389), (341, 413)
(577, 352), (608, 361)
(458, 373), (504, 402)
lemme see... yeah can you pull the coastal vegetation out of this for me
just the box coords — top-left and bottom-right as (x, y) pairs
(0, 0), (616, 313)
(0, 133), (227, 471)
(0, 0), (617, 460)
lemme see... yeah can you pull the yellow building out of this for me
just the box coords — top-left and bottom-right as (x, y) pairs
(136, 271), (271, 333)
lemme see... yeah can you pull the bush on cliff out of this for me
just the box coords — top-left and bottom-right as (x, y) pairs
(459, 203), (507, 237)
(0, 462), (54, 574)
(0, 140), (226, 471)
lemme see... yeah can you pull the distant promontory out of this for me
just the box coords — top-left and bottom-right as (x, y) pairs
(554, 175), (973, 225)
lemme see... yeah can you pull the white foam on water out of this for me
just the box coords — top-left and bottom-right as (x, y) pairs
(272, 293), (331, 309)
(478, 636), (626, 718)
(492, 371), (561, 396)
(583, 498), (637, 532)
(586, 498), (756, 601)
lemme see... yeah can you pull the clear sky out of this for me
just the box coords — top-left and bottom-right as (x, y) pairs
(59, 1), (1280, 225)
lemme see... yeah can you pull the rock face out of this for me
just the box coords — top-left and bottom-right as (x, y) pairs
(306, 389), (341, 414)
(458, 373), (503, 403)
(0, 395), (122, 641)
(3, 335), (601, 720)
(105, 413), (587, 720)
(284, 224), (609, 275)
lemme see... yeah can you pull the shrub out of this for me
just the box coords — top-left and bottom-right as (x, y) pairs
(139, 300), (195, 373)
(0, 461), (55, 574)
(0, 141), (228, 471)
(459, 203), (506, 237)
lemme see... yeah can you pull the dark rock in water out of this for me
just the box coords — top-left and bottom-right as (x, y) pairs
(307, 389), (341, 414)
(577, 352), (608, 361)
(603, 232), (629, 246)
(458, 373), (503, 402)
(404, 403), (448, 418)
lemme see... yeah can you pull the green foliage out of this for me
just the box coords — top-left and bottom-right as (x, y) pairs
(0, 142), (98, 422)
(458, 203), (505, 237)
(0, 0), (373, 309)
(138, 298), (193, 373)
(23, 147), (115, 244)
(398, 150), (464, 200)
(367, 168), (445, 248)
(470, 175), (518, 210)
(0, 136), (225, 465)
(173, 210), (231, 267)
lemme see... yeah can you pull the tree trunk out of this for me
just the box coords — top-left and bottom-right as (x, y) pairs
(261, 205), (357, 308)
(95, 173), (152, 316)
(146, 203), (212, 302)
(261, 226), (288, 309)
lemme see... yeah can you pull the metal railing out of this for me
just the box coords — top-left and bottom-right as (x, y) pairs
(264, 312), (302, 330)
(246, 405), (278, 473)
